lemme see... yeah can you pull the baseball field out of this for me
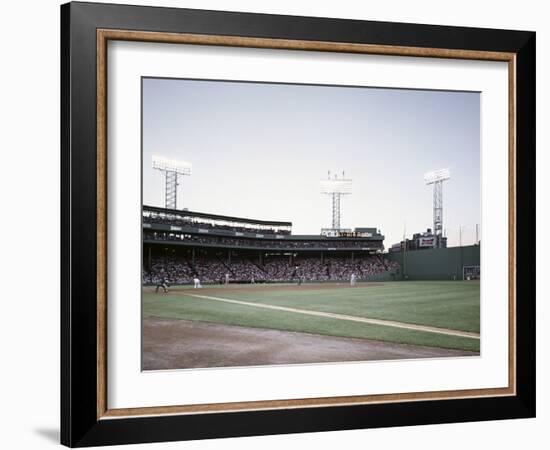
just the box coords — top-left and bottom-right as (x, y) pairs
(142, 280), (480, 370)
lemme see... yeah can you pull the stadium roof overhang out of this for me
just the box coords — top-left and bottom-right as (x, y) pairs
(143, 205), (292, 227)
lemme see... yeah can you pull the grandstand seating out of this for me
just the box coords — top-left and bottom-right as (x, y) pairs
(143, 255), (399, 285)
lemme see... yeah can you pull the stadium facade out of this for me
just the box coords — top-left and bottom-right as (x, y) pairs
(142, 205), (399, 285)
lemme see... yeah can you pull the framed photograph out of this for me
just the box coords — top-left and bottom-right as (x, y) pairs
(61, 1), (536, 447)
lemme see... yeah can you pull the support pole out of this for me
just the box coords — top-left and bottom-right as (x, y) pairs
(164, 171), (178, 210)
(403, 241), (407, 280)
(432, 180), (444, 248)
(332, 192), (341, 230)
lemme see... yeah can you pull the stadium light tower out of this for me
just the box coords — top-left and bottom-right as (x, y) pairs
(152, 155), (192, 210)
(424, 168), (451, 248)
(320, 170), (352, 230)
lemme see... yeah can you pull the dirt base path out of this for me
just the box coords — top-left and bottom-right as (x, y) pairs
(143, 318), (478, 370)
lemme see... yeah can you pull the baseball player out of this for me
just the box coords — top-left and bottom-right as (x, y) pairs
(296, 267), (303, 286)
(155, 276), (169, 293)
(193, 276), (202, 289)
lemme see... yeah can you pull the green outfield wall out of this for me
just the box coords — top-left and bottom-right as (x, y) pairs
(363, 269), (400, 282)
(385, 245), (480, 280)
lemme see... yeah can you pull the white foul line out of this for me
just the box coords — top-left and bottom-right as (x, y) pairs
(185, 293), (480, 340)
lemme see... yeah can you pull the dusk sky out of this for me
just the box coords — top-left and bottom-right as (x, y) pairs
(142, 78), (480, 248)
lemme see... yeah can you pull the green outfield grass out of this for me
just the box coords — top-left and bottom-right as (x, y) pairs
(143, 281), (480, 352)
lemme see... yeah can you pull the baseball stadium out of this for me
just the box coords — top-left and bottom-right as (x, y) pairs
(141, 79), (482, 370)
(142, 167), (481, 370)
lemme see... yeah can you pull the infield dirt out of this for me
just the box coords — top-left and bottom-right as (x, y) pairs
(151, 282), (386, 295)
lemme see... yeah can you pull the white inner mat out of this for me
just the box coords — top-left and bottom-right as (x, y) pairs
(107, 40), (509, 410)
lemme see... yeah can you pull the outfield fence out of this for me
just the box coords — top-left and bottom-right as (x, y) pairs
(386, 245), (480, 281)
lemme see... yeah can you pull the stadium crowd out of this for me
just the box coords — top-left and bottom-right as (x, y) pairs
(143, 254), (399, 285)
(144, 257), (195, 285)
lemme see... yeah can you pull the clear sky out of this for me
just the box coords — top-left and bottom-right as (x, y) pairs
(142, 78), (480, 248)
